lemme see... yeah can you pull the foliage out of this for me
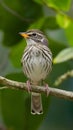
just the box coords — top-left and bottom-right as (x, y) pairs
(0, 0), (73, 130)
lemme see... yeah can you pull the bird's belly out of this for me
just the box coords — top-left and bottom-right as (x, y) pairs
(23, 55), (49, 82)
(29, 59), (46, 81)
(22, 45), (52, 82)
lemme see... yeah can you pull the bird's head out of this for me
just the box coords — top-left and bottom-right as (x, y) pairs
(19, 29), (48, 46)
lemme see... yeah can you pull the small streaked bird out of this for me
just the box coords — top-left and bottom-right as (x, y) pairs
(19, 29), (52, 115)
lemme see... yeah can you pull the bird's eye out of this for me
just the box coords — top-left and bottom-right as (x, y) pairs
(32, 33), (37, 36)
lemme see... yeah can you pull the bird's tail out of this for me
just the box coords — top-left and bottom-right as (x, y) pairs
(31, 92), (43, 115)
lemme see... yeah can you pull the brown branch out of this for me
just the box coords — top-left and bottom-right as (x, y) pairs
(0, 76), (73, 101)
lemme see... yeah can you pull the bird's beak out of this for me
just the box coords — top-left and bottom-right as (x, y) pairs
(19, 32), (29, 38)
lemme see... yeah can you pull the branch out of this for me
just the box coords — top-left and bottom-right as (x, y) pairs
(54, 70), (73, 86)
(0, 76), (73, 101)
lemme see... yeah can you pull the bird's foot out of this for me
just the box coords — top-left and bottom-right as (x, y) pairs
(26, 80), (31, 93)
(45, 84), (50, 97)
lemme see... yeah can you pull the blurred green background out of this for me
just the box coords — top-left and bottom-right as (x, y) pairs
(0, 0), (73, 130)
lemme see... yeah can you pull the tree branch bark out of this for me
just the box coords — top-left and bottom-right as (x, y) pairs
(0, 76), (73, 100)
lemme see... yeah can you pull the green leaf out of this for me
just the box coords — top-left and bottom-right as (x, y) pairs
(56, 13), (71, 28)
(43, 17), (59, 29)
(53, 47), (73, 63)
(46, 0), (71, 11)
(65, 22), (73, 46)
(34, 0), (43, 4)
(29, 18), (45, 29)
(10, 40), (26, 68)
(34, 0), (71, 11)
(29, 16), (59, 30)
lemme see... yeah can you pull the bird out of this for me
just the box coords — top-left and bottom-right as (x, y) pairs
(19, 29), (52, 115)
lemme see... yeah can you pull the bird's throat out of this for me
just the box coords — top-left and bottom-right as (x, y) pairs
(26, 39), (37, 45)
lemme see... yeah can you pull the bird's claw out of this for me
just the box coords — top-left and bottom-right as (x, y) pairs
(45, 84), (50, 97)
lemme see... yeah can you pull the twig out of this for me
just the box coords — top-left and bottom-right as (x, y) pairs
(54, 70), (73, 86)
(0, 76), (73, 100)
(0, 86), (8, 90)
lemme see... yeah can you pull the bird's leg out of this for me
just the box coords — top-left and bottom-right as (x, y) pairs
(42, 80), (50, 96)
(44, 84), (50, 97)
(26, 80), (32, 93)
